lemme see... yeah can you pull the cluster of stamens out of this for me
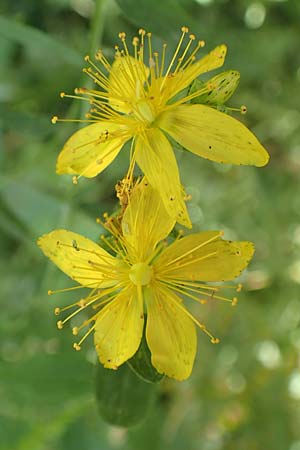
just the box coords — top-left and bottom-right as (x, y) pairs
(51, 26), (247, 133)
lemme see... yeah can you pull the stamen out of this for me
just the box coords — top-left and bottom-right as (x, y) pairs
(163, 287), (220, 343)
(162, 231), (223, 269)
(47, 284), (94, 296)
(173, 33), (195, 74)
(160, 43), (167, 77)
(161, 27), (188, 89)
(75, 323), (96, 347)
(51, 116), (97, 124)
(147, 32), (153, 61)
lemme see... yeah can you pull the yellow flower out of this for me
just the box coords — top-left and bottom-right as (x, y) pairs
(53, 27), (269, 228)
(38, 180), (254, 381)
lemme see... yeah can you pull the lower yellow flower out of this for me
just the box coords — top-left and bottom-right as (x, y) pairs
(37, 180), (254, 380)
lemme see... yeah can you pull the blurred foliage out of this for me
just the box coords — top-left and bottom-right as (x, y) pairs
(1, 0), (300, 449)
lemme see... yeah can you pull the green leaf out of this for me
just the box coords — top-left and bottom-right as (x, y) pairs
(15, 398), (91, 450)
(116, 0), (198, 36)
(190, 70), (240, 105)
(0, 15), (81, 67)
(95, 362), (157, 427)
(127, 330), (164, 384)
(0, 178), (100, 239)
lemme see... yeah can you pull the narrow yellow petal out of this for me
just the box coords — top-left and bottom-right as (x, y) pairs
(94, 286), (144, 368)
(156, 232), (255, 281)
(37, 229), (116, 287)
(122, 179), (175, 261)
(135, 129), (191, 228)
(159, 104), (269, 167)
(108, 56), (149, 114)
(146, 285), (197, 381)
(56, 122), (130, 177)
(164, 45), (227, 101)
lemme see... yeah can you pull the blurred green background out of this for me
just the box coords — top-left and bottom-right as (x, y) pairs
(1, 0), (300, 449)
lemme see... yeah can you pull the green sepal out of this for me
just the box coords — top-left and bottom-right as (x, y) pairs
(190, 70), (240, 106)
(127, 329), (165, 384)
(95, 362), (157, 427)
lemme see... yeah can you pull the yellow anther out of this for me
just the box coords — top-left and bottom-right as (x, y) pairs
(78, 299), (86, 308)
(103, 212), (109, 219)
(147, 32), (152, 37)
(57, 320), (63, 330)
(54, 307), (61, 316)
(118, 32), (126, 40)
(241, 105), (247, 114)
(236, 283), (243, 293)
(72, 327), (79, 336)
(138, 28), (146, 36)
(84, 54), (90, 61)
(73, 343), (81, 351)
(60, 92), (65, 98)
(231, 297), (238, 307)
(199, 40), (205, 47)
(200, 299), (207, 305)
(184, 194), (192, 201)
(189, 34), (196, 40)
(211, 338), (220, 344)
(132, 37), (139, 46)
(51, 116), (58, 124)
(181, 26), (189, 33)
(48, 290), (53, 296)
(72, 176), (78, 185)
(95, 50), (103, 60)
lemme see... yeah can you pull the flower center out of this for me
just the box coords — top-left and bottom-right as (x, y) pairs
(129, 262), (153, 286)
(134, 99), (156, 124)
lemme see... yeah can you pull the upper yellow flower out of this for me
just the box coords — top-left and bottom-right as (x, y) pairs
(53, 27), (269, 228)
(38, 179), (254, 380)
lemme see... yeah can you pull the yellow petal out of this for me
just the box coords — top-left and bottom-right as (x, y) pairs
(122, 179), (176, 261)
(135, 129), (191, 228)
(156, 231), (255, 281)
(164, 45), (227, 101)
(108, 56), (149, 114)
(159, 104), (269, 167)
(37, 229), (116, 287)
(145, 285), (197, 381)
(56, 122), (130, 177)
(94, 286), (144, 368)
